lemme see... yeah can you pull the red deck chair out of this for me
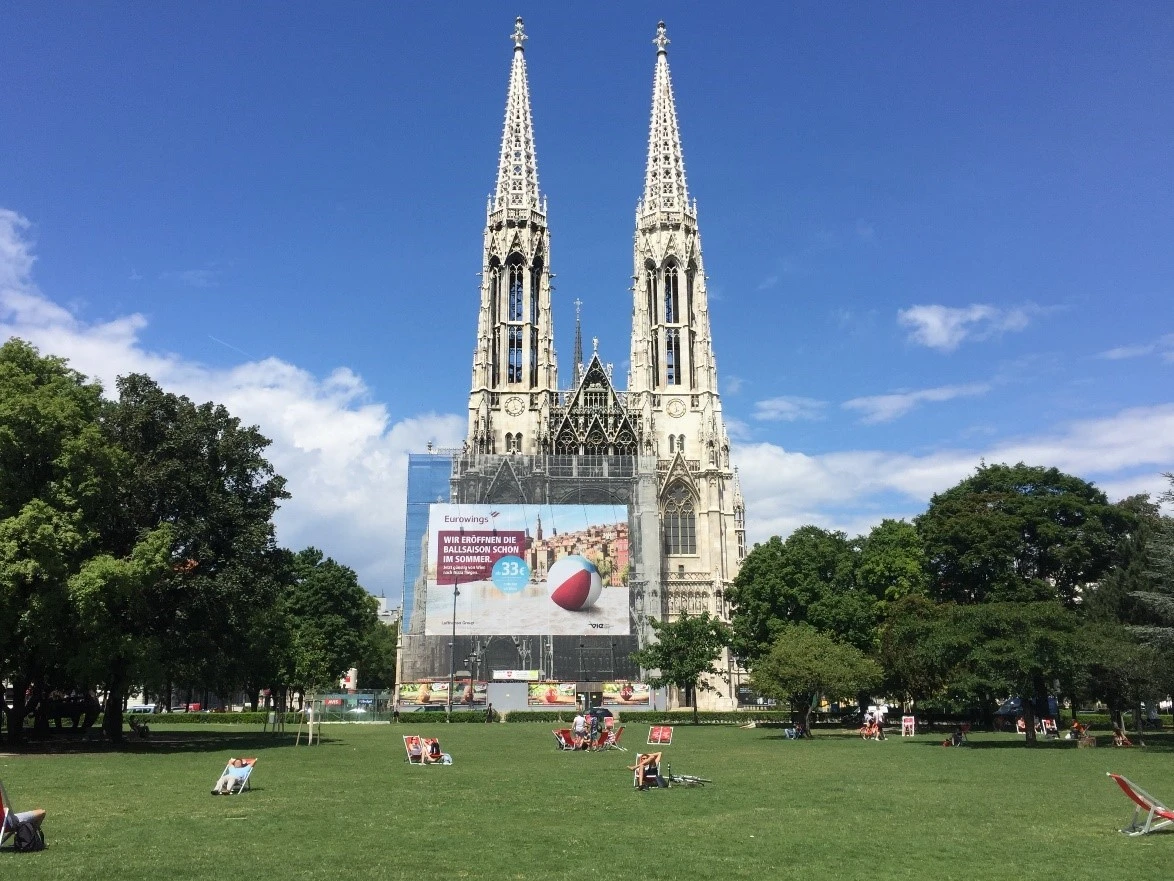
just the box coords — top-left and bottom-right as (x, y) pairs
(647, 725), (674, 745)
(1107, 773), (1174, 835)
(404, 735), (425, 764)
(553, 729), (577, 750)
(0, 780), (45, 852)
(601, 725), (626, 751)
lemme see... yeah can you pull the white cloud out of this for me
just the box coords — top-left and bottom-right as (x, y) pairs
(752, 395), (826, 422)
(1098, 334), (1174, 362)
(898, 303), (1033, 352)
(843, 382), (991, 424)
(0, 208), (464, 599)
(724, 375), (745, 395)
(736, 405), (1174, 544)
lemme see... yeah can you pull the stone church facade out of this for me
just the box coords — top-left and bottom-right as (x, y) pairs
(400, 20), (745, 710)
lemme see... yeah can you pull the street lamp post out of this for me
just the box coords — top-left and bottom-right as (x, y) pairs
(446, 582), (460, 722)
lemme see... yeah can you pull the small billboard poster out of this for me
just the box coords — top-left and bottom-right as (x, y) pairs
(397, 681), (449, 707)
(601, 681), (650, 707)
(527, 682), (577, 707)
(423, 504), (631, 637)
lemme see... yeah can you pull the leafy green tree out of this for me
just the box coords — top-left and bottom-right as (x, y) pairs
(748, 624), (881, 731)
(917, 462), (1127, 607)
(878, 594), (965, 708)
(282, 548), (378, 694)
(631, 612), (732, 723)
(0, 339), (122, 744)
(957, 601), (1079, 744)
(726, 526), (872, 659)
(354, 621), (398, 691)
(0, 501), (83, 743)
(856, 519), (927, 612)
(68, 526), (175, 739)
(102, 374), (290, 722)
(1129, 474), (1174, 647)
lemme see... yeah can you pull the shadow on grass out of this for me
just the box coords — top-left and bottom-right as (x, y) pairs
(903, 732), (1174, 753)
(0, 729), (343, 756)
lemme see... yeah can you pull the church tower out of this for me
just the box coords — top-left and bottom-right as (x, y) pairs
(468, 18), (558, 456)
(630, 23), (746, 647)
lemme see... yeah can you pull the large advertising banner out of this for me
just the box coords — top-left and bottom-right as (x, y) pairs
(602, 681), (651, 707)
(528, 683), (577, 707)
(397, 681), (488, 708)
(423, 504), (631, 636)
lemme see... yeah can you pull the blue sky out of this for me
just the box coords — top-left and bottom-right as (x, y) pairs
(2, 3), (1172, 598)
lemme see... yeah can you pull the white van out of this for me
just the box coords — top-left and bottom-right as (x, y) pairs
(126, 704), (156, 714)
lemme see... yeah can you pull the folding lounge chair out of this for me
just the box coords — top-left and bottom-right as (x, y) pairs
(601, 725), (627, 751)
(1107, 773), (1174, 836)
(213, 758), (257, 794)
(0, 780), (46, 852)
(553, 729), (577, 750)
(647, 725), (674, 745)
(404, 735), (425, 764)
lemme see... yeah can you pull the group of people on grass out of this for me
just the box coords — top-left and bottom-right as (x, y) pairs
(569, 711), (601, 750)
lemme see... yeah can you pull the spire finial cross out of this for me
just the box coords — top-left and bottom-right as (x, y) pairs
(573, 297), (582, 318)
(592, 336), (599, 353)
(653, 21), (669, 54)
(512, 17), (527, 51)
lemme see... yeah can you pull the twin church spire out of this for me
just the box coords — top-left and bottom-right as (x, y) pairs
(467, 19), (728, 468)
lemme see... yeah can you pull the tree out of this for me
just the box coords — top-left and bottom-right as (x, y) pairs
(1130, 474), (1174, 646)
(0, 339), (121, 744)
(354, 621), (398, 692)
(956, 601), (1080, 744)
(726, 526), (872, 659)
(878, 594), (965, 708)
(68, 526), (175, 739)
(631, 612), (732, 723)
(102, 374), (290, 726)
(917, 462), (1127, 607)
(281, 548), (378, 695)
(856, 519), (927, 612)
(748, 624), (880, 731)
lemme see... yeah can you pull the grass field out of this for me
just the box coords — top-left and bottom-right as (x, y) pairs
(1, 723), (1170, 880)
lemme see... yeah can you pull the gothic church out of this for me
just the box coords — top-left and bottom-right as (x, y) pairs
(401, 20), (745, 710)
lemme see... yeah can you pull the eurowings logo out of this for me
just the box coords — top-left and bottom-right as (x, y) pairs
(490, 511), (500, 519)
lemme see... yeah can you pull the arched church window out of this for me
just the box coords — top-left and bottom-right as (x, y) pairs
(529, 327), (538, 388)
(507, 255), (525, 322)
(662, 483), (697, 555)
(668, 435), (675, 454)
(677, 434), (685, 453)
(664, 262), (679, 323)
(508, 327), (523, 383)
(665, 328), (681, 385)
(530, 256), (542, 325)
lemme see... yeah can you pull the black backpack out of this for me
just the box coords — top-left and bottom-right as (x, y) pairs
(13, 821), (46, 852)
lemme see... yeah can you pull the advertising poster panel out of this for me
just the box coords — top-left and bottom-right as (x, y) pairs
(397, 681), (489, 708)
(423, 504), (631, 636)
(528, 682), (577, 707)
(601, 681), (651, 707)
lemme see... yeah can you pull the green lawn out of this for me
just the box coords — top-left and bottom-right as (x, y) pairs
(1, 723), (1170, 880)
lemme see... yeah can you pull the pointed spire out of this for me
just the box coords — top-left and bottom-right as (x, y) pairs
(493, 17), (542, 214)
(572, 297), (583, 380)
(640, 21), (690, 217)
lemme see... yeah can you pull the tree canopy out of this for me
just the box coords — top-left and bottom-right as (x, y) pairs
(631, 612), (731, 724)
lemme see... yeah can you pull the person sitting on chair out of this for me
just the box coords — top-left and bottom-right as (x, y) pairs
(212, 758), (249, 794)
(1113, 724), (1133, 747)
(629, 752), (664, 790)
(1069, 720), (1087, 740)
(422, 738), (444, 764)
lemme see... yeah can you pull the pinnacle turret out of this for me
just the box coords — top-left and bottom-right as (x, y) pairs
(639, 21), (691, 219)
(493, 17), (543, 215)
